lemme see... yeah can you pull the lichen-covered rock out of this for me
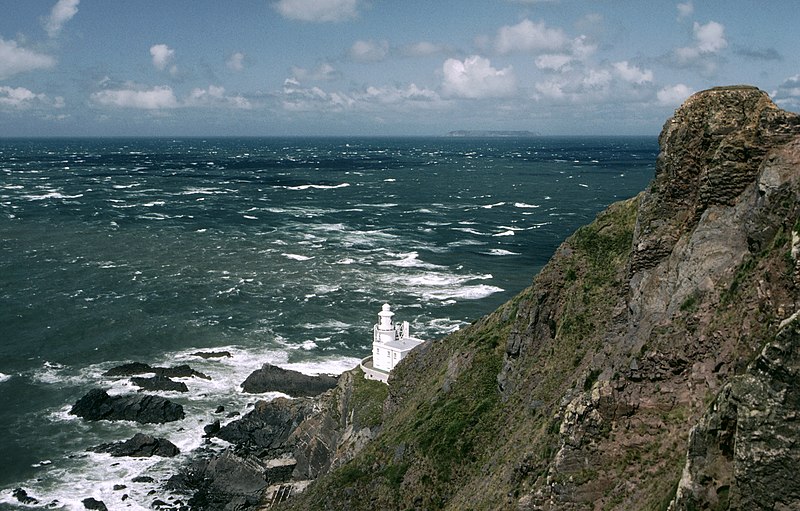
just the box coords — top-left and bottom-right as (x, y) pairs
(671, 313), (800, 510)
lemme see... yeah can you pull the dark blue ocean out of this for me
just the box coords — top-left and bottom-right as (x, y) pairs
(0, 137), (656, 509)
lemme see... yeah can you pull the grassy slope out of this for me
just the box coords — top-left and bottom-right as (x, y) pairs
(279, 195), (641, 510)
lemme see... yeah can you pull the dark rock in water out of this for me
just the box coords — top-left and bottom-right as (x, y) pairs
(160, 364), (210, 380)
(82, 497), (108, 510)
(13, 488), (39, 505)
(241, 363), (337, 396)
(103, 362), (210, 380)
(216, 397), (314, 453)
(192, 351), (232, 359)
(132, 476), (155, 483)
(91, 433), (180, 457)
(171, 450), (268, 510)
(113, 484), (127, 491)
(215, 405), (225, 413)
(151, 499), (169, 508)
(203, 419), (221, 437)
(103, 362), (153, 377)
(70, 389), (185, 424)
(131, 375), (189, 393)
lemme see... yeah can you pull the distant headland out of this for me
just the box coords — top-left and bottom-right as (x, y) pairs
(445, 130), (539, 137)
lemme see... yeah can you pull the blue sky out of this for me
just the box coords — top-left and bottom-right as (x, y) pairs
(0, 0), (798, 136)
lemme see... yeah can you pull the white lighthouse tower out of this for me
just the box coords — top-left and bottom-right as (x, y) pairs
(361, 303), (425, 383)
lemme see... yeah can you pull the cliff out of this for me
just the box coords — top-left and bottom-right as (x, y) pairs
(188, 86), (800, 510)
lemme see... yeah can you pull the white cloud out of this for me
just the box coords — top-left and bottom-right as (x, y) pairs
(0, 86), (48, 108)
(0, 38), (56, 80)
(44, 0), (79, 38)
(693, 21), (727, 53)
(494, 19), (568, 55)
(535, 54), (573, 71)
(187, 85), (252, 109)
(613, 61), (654, 84)
(677, 1), (694, 20)
(274, 0), (359, 22)
(349, 40), (389, 62)
(292, 62), (337, 81)
(442, 55), (516, 99)
(282, 78), (355, 111)
(91, 85), (179, 109)
(674, 21), (727, 64)
(150, 44), (175, 71)
(363, 84), (440, 104)
(657, 83), (693, 105)
(226, 52), (245, 71)
(773, 74), (800, 110)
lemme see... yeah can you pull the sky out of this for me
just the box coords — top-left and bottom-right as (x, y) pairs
(0, 0), (798, 137)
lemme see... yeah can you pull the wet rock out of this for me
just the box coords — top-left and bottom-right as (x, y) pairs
(216, 397), (314, 453)
(103, 363), (210, 380)
(132, 476), (155, 483)
(131, 375), (189, 393)
(191, 351), (232, 359)
(91, 433), (180, 457)
(241, 363), (337, 396)
(82, 497), (108, 510)
(70, 389), (184, 424)
(13, 488), (39, 505)
(203, 419), (221, 437)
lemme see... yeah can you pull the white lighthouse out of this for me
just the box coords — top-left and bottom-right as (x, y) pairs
(360, 303), (425, 383)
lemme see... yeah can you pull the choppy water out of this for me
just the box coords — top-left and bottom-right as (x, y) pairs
(0, 137), (656, 509)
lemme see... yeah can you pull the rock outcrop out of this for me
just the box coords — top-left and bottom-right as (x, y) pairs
(240, 363), (338, 397)
(91, 433), (180, 457)
(271, 86), (800, 510)
(70, 389), (185, 424)
(173, 368), (386, 508)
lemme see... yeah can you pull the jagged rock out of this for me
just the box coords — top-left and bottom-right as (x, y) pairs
(12, 488), (39, 505)
(70, 389), (185, 424)
(103, 363), (210, 380)
(91, 433), (180, 457)
(203, 420), (221, 437)
(171, 450), (268, 510)
(131, 375), (189, 393)
(82, 497), (108, 510)
(240, 363), (337, 396)
(216, 397), (314, 453)
(671, 314), (800, 509)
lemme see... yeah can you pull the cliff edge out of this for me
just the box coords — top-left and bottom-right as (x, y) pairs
(188, 86), (800, 510)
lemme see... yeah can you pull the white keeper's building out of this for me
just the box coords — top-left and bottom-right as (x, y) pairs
(360, 304), (425, 383)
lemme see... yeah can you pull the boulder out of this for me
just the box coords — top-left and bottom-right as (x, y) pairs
(70, 389), (185, 424)
(82, 497), (108, 510)
(12, 488), (39, 505)
(240, 363), (337, 396)
(91, 433), (180, 457)
(130, 375), (189, 393)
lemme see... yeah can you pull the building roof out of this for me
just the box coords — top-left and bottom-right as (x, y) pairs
(379, 336), (425, 352)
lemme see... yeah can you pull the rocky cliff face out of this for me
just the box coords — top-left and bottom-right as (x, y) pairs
(183, 86), (799, 510)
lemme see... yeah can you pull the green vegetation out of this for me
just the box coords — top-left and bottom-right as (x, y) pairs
(351, 368), (389, 428)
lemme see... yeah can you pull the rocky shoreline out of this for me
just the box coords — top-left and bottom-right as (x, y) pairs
(12, 359), (352, 510)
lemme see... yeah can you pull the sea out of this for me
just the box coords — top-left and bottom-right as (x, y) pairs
(0, 136), (656, 509)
